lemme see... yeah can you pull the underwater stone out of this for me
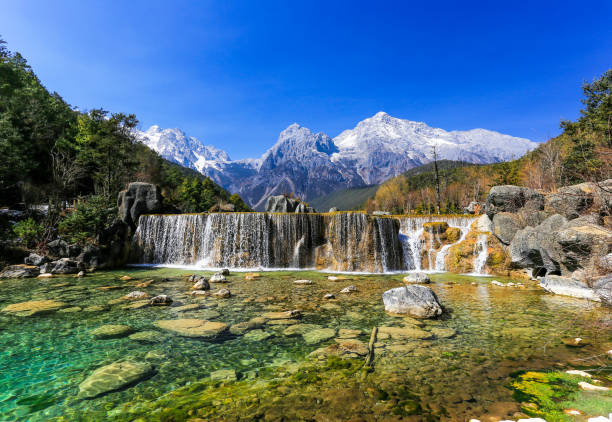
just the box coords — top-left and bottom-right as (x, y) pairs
(212, 288), (231, 298)
(129, 331), (161, 343)
(382, 285), (443, 318)
(282, 323), (322, 336)
(430, 327), (456, 339)
(337, 328), (362, 339)
(302, 328), (336, 344)
(122, 291), (150, 300)
(210, 369), (237, 382)
(172, 304), (201, 312)
(336, 339), (369, 356)
(403, 272), (430, 284)
(190, 290), (209, 296)
(154, 319), (229, 338)
(1, 299), (66, 316)
(244, 329), (273, 342)
(78, 360), (155, 399)
(262, 310), (301, 320)
(149, 295), (173, 306)
(91, 324), (134, 339)
(378, 326), (433, 340)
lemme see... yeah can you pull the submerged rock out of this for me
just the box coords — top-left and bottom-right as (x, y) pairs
(377, 326), (433, 340)
(282, 323), (322, 336)
(212, 288), (231, 298)
(122, 291), (150, 300)
(79, 360), (155, 399)
(262, 310), (301, 320)
(128, 331), (161, 343)
(302, 328), (336, 344)
(244, 329), (273, 342)
(210, 369), (237, 382)
(403, 272), (430, 284)
(91, 324), (134, 339)
(229, 318), (264, 335)
(539, 275), (599, 301)
(340, 285), (357, 293)
(154, 319), (229, 338)
(149, 295), (173, 306)
(1, 299), (65, 316)
(382, 285), (443, 318)
(293, 279), (313, 285)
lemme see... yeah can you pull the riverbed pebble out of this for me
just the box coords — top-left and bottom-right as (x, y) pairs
(340, 285), (357, 293)
(294, 279), (313, 285)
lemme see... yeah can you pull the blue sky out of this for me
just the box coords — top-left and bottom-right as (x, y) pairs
(1, 0), (611, 159)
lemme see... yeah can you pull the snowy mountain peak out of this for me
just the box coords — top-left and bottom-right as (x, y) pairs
(136, 125), (231, 173)
(138, 113), (539, 207)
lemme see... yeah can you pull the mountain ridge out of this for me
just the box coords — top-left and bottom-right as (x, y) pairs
(137, 112), (538, 209)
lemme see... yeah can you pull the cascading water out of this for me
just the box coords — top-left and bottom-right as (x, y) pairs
(472, 234), (489, 275)
(133, 212), (476, 273)
(398, 216), (476, 272)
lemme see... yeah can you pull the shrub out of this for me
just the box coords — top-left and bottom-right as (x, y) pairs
(58, 195), (116, 244)
(13, 218), (44, 248)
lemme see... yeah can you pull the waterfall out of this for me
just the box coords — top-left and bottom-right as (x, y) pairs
(398, 216), (475, 272)
(133, 212), (476, 273)
(472, 234), (489, 275)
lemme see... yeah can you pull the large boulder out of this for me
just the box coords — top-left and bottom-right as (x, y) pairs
(46, 239), (70, 258)
(510, 214), (567, 276)
(295, 203), (316, 213)
(556, 223), (612, 272)
(485, 185), (544, 219)
(0, 264), (40, 278)
(539, 275), (599, 301)
(265, 195), (300, 213)
(544, 180), (612, 220)
(117, 182), (163, 231)
(382, 285), (443, 318)
(492, 212), (523, 245)
(50, 258), (82, 274)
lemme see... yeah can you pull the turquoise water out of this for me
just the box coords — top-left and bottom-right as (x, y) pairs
(0, 269), (610, 421)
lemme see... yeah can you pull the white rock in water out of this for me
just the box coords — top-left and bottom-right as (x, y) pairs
(578, 381), (610, 392)
(294, 279), (313, 285)
(382, 285), (443, 319)
(539, 275), (600, 301)
(328, 276), (340, 281)
(403, 272), (430, 284)
(209, 273), (227, 283)
(491, 280), (505, 286)
(586, 417), (610, 422)
(566, 369), (592, 378)
(340, 285), (357, 293)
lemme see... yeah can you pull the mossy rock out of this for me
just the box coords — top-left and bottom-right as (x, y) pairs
(78, 360), (155, 399)
(91, 324), (134, 339)
(154, 319), (229, 338)
(1, 299), (66, 316)
(445, 227), (461, 243)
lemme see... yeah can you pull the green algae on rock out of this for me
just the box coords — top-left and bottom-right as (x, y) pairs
(1, 299), (66, 316)
(91, 324), (134, 339)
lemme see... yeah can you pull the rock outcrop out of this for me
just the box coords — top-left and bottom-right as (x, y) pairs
(117, 182), (164, 231)
(484, 180), (612, 304)
(265, 195), (316, 213)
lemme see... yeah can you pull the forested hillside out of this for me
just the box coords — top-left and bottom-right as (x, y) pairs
(365, 70), (612, 214)
(0, 38), (249, 254)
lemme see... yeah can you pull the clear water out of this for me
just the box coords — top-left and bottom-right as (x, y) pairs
(0, 269), (610, 421)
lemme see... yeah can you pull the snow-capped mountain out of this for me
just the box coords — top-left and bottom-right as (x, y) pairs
(136, 125), (231, 172)
(138, 112), (538, 209)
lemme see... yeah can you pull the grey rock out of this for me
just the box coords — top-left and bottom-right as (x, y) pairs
(556, 223), (612, 272)
(117, 182), (163, 230)
(465, 201), (484, 214)
(24, 253), (49, 266)
(485, 185), (544, 219)
(539, 275), (600, 301)
(599, 253), (612, 272)
(329, 207), (338, 212)
(0, 264), (40, 278)
(220, 268), (230, 276)
(403, 272), (430, 284)
(382, 285), (443, 318)
(373, 211), (391, 216)
(593, 274), (612, 306)
(47, 239), (69, 258)
(209, 273), (227, 283)
(492, 212), (523, 244)
(192, 278), (210, 290)
(510, 214), (567, 276)
(265, 195), (300, 213)
(75, 245), (102, 270)
(50, 258), (82, 274)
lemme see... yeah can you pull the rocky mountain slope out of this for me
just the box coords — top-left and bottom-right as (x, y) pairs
(137, 112), (538, 209)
